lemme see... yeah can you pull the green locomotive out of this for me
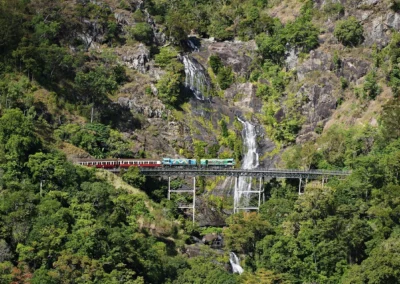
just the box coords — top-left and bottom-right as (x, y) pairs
(200, 158), (235, 168)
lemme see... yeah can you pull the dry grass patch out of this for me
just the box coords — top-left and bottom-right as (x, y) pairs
(95, 169), (145, 195)
(325, 84), (392, 129)
(60, 142), (91, 159)
(267, 0), (302, 24)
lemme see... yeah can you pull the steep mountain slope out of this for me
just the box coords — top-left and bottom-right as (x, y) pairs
(1, 0), (400, 283)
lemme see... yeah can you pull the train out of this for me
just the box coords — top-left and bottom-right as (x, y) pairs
(75, 158), (236, 169)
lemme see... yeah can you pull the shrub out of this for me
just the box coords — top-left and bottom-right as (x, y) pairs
(156, 71), (183, 106)
(323, 1), (345, 17)
(216, 66), (234, 90)
(389, 65), (400, 97)
(363, 71), (381, 99)
(334, 17), (364, 46)
(209, 55), (223, 74)
(155, 47), (178, 67)
(129, 22), (152, 45)
(333, 52), (341, 72)
(219, 119), (229, 137)
(340, 77), (349, 90)
(391, 0), (400, 11)
(132, 9), (145, 22)
(283, 19), (319, 53)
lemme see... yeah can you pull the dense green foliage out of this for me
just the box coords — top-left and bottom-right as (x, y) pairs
(0, 0), (399, 283)
(239, 100), (400, 282)
(209, 55), (234, 90)
(334, 17), (364, 46)
(0, 109), (193, 283)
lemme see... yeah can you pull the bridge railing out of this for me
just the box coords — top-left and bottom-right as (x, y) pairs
(138, 168), (351, 177)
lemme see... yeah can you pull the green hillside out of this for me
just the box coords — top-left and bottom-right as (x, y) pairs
(0, 0), (400, 283)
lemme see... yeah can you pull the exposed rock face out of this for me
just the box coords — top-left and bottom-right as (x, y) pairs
(285, 47), (299, 71)
(296, 78), (337, 143)
(256, 125), (279, 168)
(115, 44), (150, 73)
(207, 41), (257, 76)
(297, 50), (332, 81)
(118, 97), (165, 118)
(224, 83), (262, 113)
(363, 15), (389, 47)
(77, 19), (105, 49)
(118, 84), (165, 118)
(386, 12), (400, 30)
(202, 233), (221, 244)
(144, 10), (167, 45)
(338, 58), (370, 83)
(196, 197), (230, 227)
(114, 9), (133, 26)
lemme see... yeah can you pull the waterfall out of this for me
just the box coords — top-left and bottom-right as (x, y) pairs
(235, 117), (259, 208)
(229, 252), (244, 274)
(182, 55), (211, 101)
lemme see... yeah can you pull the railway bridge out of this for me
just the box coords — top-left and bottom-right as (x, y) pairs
(138, 168), (351, 223)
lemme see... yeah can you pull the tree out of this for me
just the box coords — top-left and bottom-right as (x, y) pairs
(341, 235), (400, 283)
(209, 55), (223, 74)
(129, 23), (153, 45)
(256, 33), (285, 64)
(217, 66), (234, 90)
(156, 58), (185, 107)
(122, 166), (146, 189)
(283, 18), (319, 52)
(240, 268), (291, 284)
(27, 152), (74, 195)
(363, 70), (381, 99)
(155, 47), (178, 67)
(74, 66), (118, 122)
(174, 256), (237, 284)
(224, 212), (270, 255)
(0, 108), (40, 163)
(380, 99), (400, 141)
(334, 17), (364, 46)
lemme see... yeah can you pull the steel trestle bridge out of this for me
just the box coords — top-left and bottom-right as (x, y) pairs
(137, 168), (350, 223)
(139, 168), (350, 179)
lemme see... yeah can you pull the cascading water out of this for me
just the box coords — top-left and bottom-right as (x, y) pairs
(229, 252), (244, 274)
(235, 117), (259, 209)
(182, 55), (211, 101)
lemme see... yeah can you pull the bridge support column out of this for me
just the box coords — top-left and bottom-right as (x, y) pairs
(322, 177), (327, 188)
(234, 176), (265, 213)
(234, 176), (239, 213)
(166, 176), (196, 224)
(192, 177), (196, 224)
(168, 176), (171, 200)
(298, 178), (302, 195)
(258, 177), (263, 211)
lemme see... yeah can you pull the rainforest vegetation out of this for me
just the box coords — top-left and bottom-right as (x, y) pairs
(0, 0), (400, 283)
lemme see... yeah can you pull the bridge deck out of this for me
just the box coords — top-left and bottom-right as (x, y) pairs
(139, 168), (350, 178)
